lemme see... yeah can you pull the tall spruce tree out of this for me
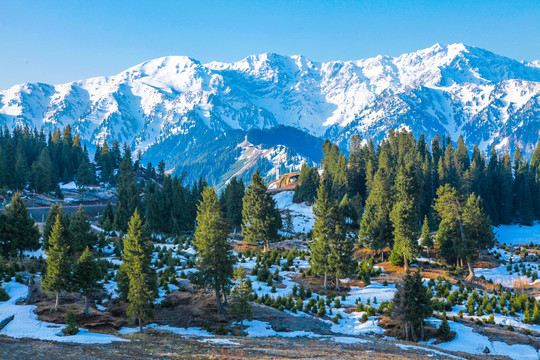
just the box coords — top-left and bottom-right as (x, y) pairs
(43, 203), (70, 250)
(390, 166), (419, 271)
(328, 219), (355, 291)
(463, 194), (495, 261)
(72, 247), (103, 317)
(434, 185), (475, 280)
(114, 152), (140, 231)
(127, 260), (153, 333)
(358, 167), (393, 260)
(193, 187), (235, 313)
(69, 205), (97, 253)
(293, 163), (320, 203)
(310, 182), (334, 289)
(221, 176), (245, 233)
(392, 270), (432, 341)
(4, 192), (40, 262)
(41, 214), (70, 310)
(242, 171), (280, 251)
(117, 209), (157, 301)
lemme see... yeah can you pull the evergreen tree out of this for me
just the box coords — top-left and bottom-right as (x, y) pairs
(242, 171), (280, 251)
(41, 214), (70, 310)
(513, 147), (535, 224)
(229, 266), (253, 336)
(358, 167), (393, 261)
(392, 270), (432, 341)
(31, 147), (55, 192)
(328, 223), (355, 291)
(43, 203), (70, 250)
(114, 153), (140, 231)
(293, 163), (320, 203)
(463, 194), (495, 261)
(321, 140), (348, 200)
(62, 307), (79, 336)
(72, 247), (103, 317)
(339, 193), (360, 229)
(310, 182), (333, 290)
(117, 209), (157, 301)
(437, 311), (452, 340)
(283, 210), (294, 236)
(221, 176), (245, 232)
(127, 260), (153, 333)
(100, 203), (115, 231)
(531, 142), (540, 219)
(69, 205), (97, 253)
(193, 187), (235, 313)
(434, 185), (475, 280)
(390, 166), (420, 271)
(4, 192), (40, 262)
(143, 181), (162, 232)
(420, 216), (433, 256)
(157, 160), (166, 183)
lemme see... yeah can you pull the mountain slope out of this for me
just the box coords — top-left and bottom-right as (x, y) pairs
(1, 43), (539, 182)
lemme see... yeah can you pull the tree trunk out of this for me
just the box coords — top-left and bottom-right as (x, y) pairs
(410, 323), (417, 342)
(404, 322), (409, 341)
(336, 276), (340, 291)
(54, 291), (59, 311)
(323, 271), (328, 290)
(139, 317), (143, 333)
(466, 256), (475, 281)
(240, 319), (244, 336)
(420, 321), (424, 341)
(380, 250), (384, 262)
(222, 291), (228, 307)
(215, 289), (224, 313)
(403, 254), (409, 273)
(84, 295), (89, 318)
(426, 247), (429, 257)
(19, 249), (24, 264)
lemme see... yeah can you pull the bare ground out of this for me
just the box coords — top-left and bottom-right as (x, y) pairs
(0, 330), (503, 360)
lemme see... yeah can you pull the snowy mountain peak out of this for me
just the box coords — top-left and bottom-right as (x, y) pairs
(124, 56), (202, 76)
(0, 43), (539, 174)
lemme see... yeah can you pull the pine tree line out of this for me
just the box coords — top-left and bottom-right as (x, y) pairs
(295, 130), (540, 228)
(0, 125), (96, 192)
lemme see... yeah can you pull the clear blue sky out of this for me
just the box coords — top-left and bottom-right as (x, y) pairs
(1, 0), (538, 89)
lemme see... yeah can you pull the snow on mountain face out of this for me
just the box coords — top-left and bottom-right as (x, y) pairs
(1, 43), (539, 161)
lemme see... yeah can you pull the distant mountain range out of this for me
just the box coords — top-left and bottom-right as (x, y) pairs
(1, 43), (539, 186)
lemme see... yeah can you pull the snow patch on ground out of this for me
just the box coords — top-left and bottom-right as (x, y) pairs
(272, 191), (314, 233)
(60, 181), (77, 190)
(330, 336), (371, 344)
(494, 223), (540, 245)
(429, 319), (539, 360)
(198, 338), (240, 345)
(243, 320), (319, 338)
(119, 324), (213, 337)
(395, 343), (466, 360)
(0, 281), (125, 344)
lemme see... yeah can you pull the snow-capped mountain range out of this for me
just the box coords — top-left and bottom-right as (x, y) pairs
(1, 43), (539, 183)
